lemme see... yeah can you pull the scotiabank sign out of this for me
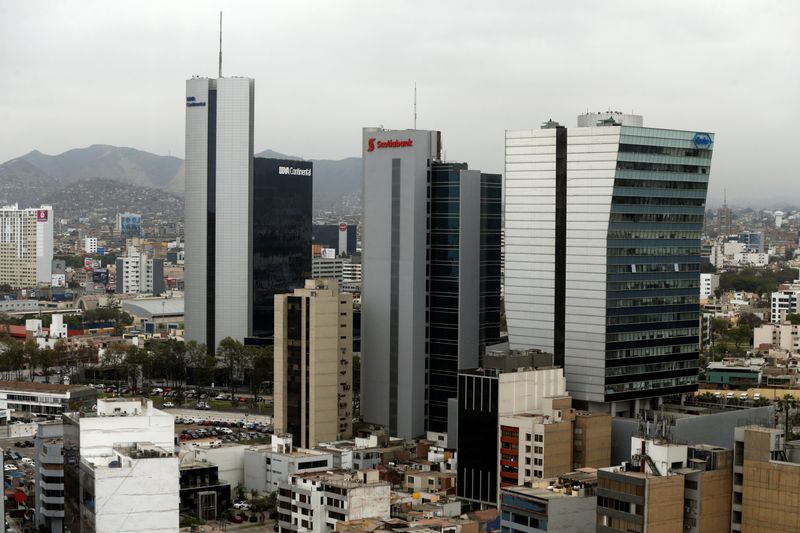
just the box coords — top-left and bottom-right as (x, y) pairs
(36, 210), (48, 222)
(367, 138), (413, 152)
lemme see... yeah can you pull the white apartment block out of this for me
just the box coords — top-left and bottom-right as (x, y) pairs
(243, 434), (334, 495)
(771, 285), (800, 324)
(84, 237), (98, 254)
(700, 273), (719, 300)
(63, 398), (179, 533)
(35, 421), (65, 533)
(311, 257), (345, 281)
(276, 470), (390, 533)
(0, 204), (53, 287)
(115, 246), (164, 295)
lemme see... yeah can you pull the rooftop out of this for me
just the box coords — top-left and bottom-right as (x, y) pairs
(0, 380), (94, 394)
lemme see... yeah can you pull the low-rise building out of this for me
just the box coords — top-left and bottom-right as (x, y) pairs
(179, 459), (232, 522)
(277, 469), (390, 533)
(244, 434), (333, 496)
(501, 469), (598, 533)
(754, 322), (800, 355)
(63, 398), (179, 533)
(0, 380), (96, 417)
(597, 436), (732, 533)
(704, 359), (764, 389)
(700, 273), (719, 301)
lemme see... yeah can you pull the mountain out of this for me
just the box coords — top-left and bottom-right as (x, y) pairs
(255, 149), (361, 211)
(0, 158), (54, 207)
(0, 145), (361, 213)
(21, 145), (184, 193)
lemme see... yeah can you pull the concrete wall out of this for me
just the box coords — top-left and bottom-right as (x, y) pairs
(611, 406), (774, 465)
(192, 445), (245, 487)
(549, 495), (597, 533)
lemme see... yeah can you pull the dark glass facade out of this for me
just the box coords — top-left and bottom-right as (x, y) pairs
(252, 158), (313, 339)
(426, 163), (503, 432)
(604, 128), (712, 401)
(312, 224), (357, 256)
(457, 370), (500, 507)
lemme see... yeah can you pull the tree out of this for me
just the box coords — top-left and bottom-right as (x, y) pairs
(186, 340), (215, 388)
(217, 337), (245, 396)
(738, 312), (763, 329)
(729, 326), (753, 353)
(778, 394), (797, 438)
(244, 345), (273, 405)
(787, 314), (800, 325)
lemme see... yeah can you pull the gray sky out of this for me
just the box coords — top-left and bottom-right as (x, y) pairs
(2, 0), (798, 206)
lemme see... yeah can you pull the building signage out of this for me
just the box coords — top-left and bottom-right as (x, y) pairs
(339, 223), (347, 232)
(36, 210), (48, 222)
(278, 166), (312, 176)
(366, 138), (414, 152)
(692, 132), (713, 149)
(321, 248), (336, 259)
(186, 96), (206, 108)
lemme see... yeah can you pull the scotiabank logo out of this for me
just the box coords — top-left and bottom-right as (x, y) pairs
(36, 210), (48, 222)
(366, 137), (413, 152)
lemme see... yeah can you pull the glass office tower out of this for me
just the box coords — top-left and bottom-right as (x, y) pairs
(251, 158), (313, 340)
(505, 114), (712, 414)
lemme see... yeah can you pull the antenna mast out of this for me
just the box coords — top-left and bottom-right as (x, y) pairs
(218, 11), (223, 78)
(414, 82), (417, 129)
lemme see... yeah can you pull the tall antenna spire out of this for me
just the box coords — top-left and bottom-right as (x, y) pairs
(218, 11), (223, 78)
(413, 82), (417, 129)
(723, 187), (727, 206)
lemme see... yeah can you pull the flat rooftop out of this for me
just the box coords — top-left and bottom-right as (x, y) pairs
(0, 380), (94, 394)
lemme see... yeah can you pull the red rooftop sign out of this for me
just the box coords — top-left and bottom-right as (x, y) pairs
(367, 138), (413, 152)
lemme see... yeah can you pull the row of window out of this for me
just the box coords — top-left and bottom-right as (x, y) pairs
(607, 327), (698, 343)
(608, 246), (700, 257)
(608, 263), (700, 274)
(607, 295), (698, 308)
(617, 161), (709, 174)
(607, 311), (700, 325)
(611, 196), (705, 207)
(610, 213), (704, 224)
(608, 229), (702, 239)
(618, 143), (712, 159)
(605, 375), (696, 394)
(607, 279), (699, 291)
(606, 358), (699, 377)
(615, 177), (707, 190)
(607, 343), (698, 360)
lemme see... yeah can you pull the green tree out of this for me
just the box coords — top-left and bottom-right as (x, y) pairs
(186, 340), (215, 388)
(787, 314), (800, 325)
(738, 312), (763, 329)
(217, 337), (245, 397)
(729, 326), (753, 352)
(244, 345), (273, 404)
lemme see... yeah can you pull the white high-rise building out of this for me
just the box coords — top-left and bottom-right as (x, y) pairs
(0, 204), (53, 288)
(504, 114), (712, 415)
(115, 246), (165, 295)
(184, 76), (254, 348)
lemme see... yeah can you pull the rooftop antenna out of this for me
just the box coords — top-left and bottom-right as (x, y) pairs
(218, 11), (223, 78)
(414, 82), (417, 129)
(723, 188), (727, 206)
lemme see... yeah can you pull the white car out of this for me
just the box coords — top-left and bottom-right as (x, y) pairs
(4, 464), (17, 471)
(739, 393), (748, 401)
(216, 394), (228, 400)
(753, 393), (761, 401)
(163, 402), (175, 408)
(21, 457), (34, 466)
(233, 501), (251, 510)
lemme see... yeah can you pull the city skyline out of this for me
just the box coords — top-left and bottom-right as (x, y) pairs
(1, 1), (799, 206)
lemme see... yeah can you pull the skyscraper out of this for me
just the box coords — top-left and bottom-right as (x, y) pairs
(184, 76), (254, 348)
(361, 128), (502, 438)
(0, 204), (53, 288)
(251, 157), (313, 340)
(504, 113), (713, 415)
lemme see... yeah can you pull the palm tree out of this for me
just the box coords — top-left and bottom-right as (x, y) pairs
(777, 394), (797, 437)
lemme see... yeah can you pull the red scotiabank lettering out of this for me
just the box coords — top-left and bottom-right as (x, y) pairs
(377, 138), (413, 149)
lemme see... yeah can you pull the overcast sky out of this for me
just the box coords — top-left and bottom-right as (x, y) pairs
(1, 0), (798, 206)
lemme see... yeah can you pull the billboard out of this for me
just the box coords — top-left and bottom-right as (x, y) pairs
(51, 274), (66, 287)
(36, 209), (48, 222)
(84, 258), (101, 270)
(321, 248), (336, 259)
(92, 268), (109, 284)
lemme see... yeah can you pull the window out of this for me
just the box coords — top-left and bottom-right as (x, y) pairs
(534, 434), (543, 442)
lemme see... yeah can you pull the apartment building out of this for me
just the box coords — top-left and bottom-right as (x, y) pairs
(243, 434), (333, 495)
(277, 470), (390, 533)
(34, 421), (65, 533)
(753, 322), (800, 354)
(770, 283), (800, 323)
(115, 246), (165, 295)
(274, 279), (353, 447)
(0, 204), (53, 287)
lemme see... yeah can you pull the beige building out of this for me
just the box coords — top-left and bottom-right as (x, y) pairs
(597, 437), (732, 533)
(732, 426), (800, 532)
(0, 204), (53, 288)
(573, 411), (612, 469)
(274, 279), (353, 448)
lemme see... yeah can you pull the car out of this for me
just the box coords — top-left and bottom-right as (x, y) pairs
(21, 457), (34, 465)
(233, 501), (251, 511)
(739, 393), (749, 400)
(713, 392), (722, 399)
(753, 393), (761, 401)
(152, 388), (163, 394)
(726, 392), (734, 400)
(10, 452), (21, 461)
(163, 402), (175, 408)
(14, 442), (23, 448)
(4, 464), (17, 471)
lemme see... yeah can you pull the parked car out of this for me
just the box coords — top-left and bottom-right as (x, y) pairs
(196, 401), (210, 410)
(753, 393), (761, 401)
(726, 392), (734, 400)
(163, 402), (175, 408)
(4, 464), (17, 471)
(233, 501), (251, 511)
(152, 388), (163, 394)
(739, 392), (748, 400)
